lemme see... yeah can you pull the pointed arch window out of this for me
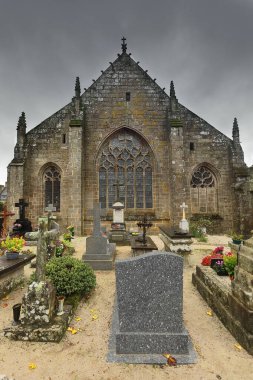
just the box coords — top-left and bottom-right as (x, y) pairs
(44, 166), (61, 211)
(98, 130), (153, 209)
(190, 166), (218, 213)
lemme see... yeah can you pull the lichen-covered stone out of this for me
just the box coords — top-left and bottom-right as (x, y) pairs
(20, 280), (56, 325)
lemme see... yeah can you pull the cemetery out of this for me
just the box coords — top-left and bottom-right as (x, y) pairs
(0, 199), (253, 379)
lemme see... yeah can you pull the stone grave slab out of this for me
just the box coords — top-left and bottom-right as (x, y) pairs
(159, 226), (193, 267)
(108, 251), (196, 364)
(0, 254), (36, 298)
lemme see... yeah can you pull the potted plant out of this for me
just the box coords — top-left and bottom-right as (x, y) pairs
(67, 225), (75, 237)
(0, 236), (25, 259)
(223, 252), (237, 280)
(231, 232), (243, 245)
(213, 260), (228, 276)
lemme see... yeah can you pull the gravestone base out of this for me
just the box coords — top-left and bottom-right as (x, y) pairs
(108, 300), (197, 364)
(159, 227), (193, 267)
(83, 243), (116, 270)
(108, 230), (130, 245)
(131, 236), (158, 256)
(4, 304), (74, 342)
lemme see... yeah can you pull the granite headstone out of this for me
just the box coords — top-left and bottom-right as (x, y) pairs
(108, 251), (196, 364)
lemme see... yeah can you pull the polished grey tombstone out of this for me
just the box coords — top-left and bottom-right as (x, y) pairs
(108, 251), (196, 364)
(83, 203), (116, 270)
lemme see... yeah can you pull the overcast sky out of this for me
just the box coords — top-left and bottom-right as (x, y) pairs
(0, 0), (253, 185)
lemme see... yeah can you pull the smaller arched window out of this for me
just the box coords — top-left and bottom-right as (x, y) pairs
(190, 166), (217, 213)
(44, 166), (61, 211)
(190, 166), (215, 188)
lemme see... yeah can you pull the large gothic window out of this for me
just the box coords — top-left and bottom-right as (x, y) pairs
(190, 166), (218, 213)
(98, 129), (153, 209)
(44, 166), (61, 211)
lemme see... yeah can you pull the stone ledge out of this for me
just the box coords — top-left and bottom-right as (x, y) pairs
(192, 265), (253, 355)
(4, 304), (73, 343)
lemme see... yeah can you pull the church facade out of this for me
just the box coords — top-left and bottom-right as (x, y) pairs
(7, 39), (253, 235)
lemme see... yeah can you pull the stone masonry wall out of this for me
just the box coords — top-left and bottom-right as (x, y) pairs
(6, 49), (252, 235)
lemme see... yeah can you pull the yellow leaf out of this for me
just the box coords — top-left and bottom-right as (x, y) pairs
(234, 343), (242, 351)
(75, 317), (82, 321)
(28, 363), (37, 369)
(92, 314), (98, 320)
(67, 326), (78, 334)
(207, 310), (213, 317)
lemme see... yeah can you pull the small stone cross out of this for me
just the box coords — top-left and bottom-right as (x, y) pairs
(93, 203), (102, 237)
(15, 198), (29, 220)
(180, 202), (188, 220)
(45, 204), (56, 230)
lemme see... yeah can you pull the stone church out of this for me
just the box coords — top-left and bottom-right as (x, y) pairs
(7, 38), (253, 235)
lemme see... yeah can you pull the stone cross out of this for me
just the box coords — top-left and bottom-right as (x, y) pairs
(25, 220), (60, 281)
(0, 205), (15, 238)
(15, 198), (29, 220)
(45, 203), (56, 230)
(137, 215), (153, 245)
(180, 202), (188, 220)
(93, 203), (102, 237)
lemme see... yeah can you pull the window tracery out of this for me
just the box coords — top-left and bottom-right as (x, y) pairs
(98, 130), (153, 209)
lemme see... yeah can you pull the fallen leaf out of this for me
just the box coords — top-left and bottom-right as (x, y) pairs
(2, 296), (9, 300)
(75, 317), (82, 321)
(67, 327), (78, 334)
(1, 303), (8, 308)
(234, 343), (242, 351)
(207, 310), (213, 317)
(28, 362), (37, 369)
(163, 353), (177, 366)
(92, 314), (98, 321)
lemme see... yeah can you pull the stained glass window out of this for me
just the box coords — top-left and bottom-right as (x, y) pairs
(98, 129), (153, 209)
(44, 166), (61, 211)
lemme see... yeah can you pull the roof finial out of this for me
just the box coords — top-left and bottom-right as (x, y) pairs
(170, 81), (176, 98)
(75, 76), (81, 98)
(121, 36), (127, 53)
(17, 112), (27, 130)
(232, 117), (239, 141)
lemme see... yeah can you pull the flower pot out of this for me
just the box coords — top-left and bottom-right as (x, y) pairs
(57, 296), (65, 316)
(5, 251), (20, 260)
(211, 258), (223, 268)
(232, 239), (242, 245)
(12, 303), (22, 325)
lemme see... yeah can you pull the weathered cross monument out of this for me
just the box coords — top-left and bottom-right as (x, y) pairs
(4, 220), (71, 342)
(83, 203), (116, 270)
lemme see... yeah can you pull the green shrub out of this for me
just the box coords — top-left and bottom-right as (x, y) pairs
(45, 256), (96, 297)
